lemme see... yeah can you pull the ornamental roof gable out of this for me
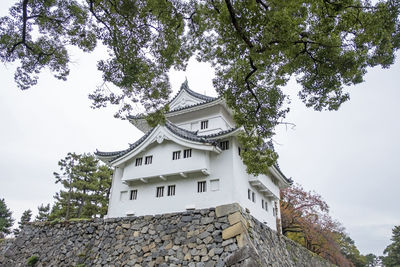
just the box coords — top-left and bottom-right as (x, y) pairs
(168, 80), (216, 111)
(95, 122), (239, 166)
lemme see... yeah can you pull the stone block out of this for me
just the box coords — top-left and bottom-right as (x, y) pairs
(222, 222), (246, 240)
(215, 203), (241, 218)
(227, 212), (248, 228)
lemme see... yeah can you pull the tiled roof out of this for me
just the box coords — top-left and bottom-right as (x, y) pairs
(169, 79), (216, 105)
(95, 127), (156, 162)
(164, 121), (217, 145)
(127, 97), (221, 121)
(95, 122), (236, 163)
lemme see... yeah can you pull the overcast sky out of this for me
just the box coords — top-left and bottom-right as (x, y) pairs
(1, 1), (399, 257)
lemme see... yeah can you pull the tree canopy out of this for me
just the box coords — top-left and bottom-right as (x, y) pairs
(0, 198), (14, 238)
(50, 153), (112, 220)
(1, 0), (399, 174)
(13, 209), (32, 236)
(382, 225), (400, 266)
(280, 184), (377, 266)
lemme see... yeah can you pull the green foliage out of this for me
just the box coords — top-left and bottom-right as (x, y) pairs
(27, 255), (39, 266)
(0, 198), (14, 238)
(336, 232), (367, 267)
(49, 153), (113, 220)
(364, 253), (381, 267)
(1, 0), (400, 174)
(35, 203), (51, 222)
(13, 209), (32, 236)
(382, 225), (400, 267)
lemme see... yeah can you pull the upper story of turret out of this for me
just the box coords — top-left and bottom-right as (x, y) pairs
(129, 80), (235, 135)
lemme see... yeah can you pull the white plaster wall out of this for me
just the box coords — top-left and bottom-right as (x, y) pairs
(107, 139), (236, 218)
(231, 138), (279, 230)
(169, 105), (234, 134)
(107, 136), (281, 229)
(122, 141), (209, 181)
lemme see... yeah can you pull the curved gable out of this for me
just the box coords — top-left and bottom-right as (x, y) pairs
(111, 125), (220, 167)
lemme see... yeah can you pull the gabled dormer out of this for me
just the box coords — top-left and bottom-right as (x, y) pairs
(168, 79), (216, 111)
(128, 80), (234, 134)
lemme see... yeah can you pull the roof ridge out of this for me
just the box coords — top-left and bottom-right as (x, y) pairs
(168, 80), (216, 107)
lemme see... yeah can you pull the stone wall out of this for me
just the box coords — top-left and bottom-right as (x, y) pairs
(0, 203), (334, 267)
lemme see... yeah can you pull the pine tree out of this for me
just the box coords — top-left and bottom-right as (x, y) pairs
(35, 204), (50, 222)
(50, 153), (112, 220)
(0, 198), (14, 238)
(382, 225), (400, 266)
(13, 209), (32, 236)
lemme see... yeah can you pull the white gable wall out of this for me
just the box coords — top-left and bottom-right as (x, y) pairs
(169, 90), (205, 111)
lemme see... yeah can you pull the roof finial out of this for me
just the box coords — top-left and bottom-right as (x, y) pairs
(180, 77), (189, 90)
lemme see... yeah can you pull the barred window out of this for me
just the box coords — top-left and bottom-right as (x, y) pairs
(145, 155), (153, 165)
(183, 149), (192, 158)
(262, 199), (264, 209)
(198, 181), (206, 193)
(252, 192), (256, 203)
(200, 120), (208, 129)
(219, 141), (229, 150)
(167, 185), (176, 196)
(135, 157), (143, 166)
(130, 190), (137, 200)
(248, 189), (251, 200)
(172, 151), (181, 160)
(156, 186), (164, 198)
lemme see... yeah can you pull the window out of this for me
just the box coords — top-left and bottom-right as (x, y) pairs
(167, 185), (176, 196)
(172, 151), (181, 160)
(183, 149), (192, 158)
(198, 181), (206, 193)
(238, 147), (241, 156)
(248, 189), (251, 200)
(252, 192), (256, 203)
(145, 155), (153, 165)
(130, 190), (137, 200)
(262, 199), (264, 209)
(264, 200), (268, 211)
(156, 186), (164, 198)
(200, 120), (208, 129)
(120, 191), (127, 201)
(135, 157), (143, 166)
(219, 140), (229, 150)
(210, 179), (220, 191)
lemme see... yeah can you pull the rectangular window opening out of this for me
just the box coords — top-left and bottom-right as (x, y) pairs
(210, 179), (220, 191)
(167, 185), (176, 196)
(130, 189), (137, 200)
(200, 120), (208, 130)
(156, 186), (164, 198)
(248, 189), (251, 200)
(172, 151), (181, 160)
(183, 149), (192, 158)
(198, 181), (206, 193)
(135, 157), (143, 166)
(220, 140), (229, 150)
(252, 192), (256, 203)
(145, 155), (153, 165)
(262, 199), (264, 209)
